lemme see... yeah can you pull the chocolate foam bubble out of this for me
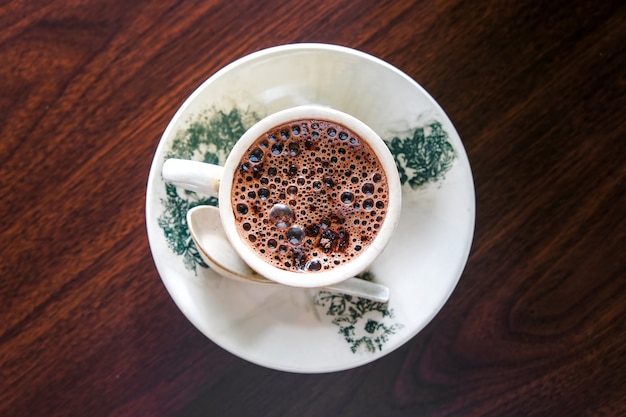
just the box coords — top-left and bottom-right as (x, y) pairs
(231, 118), (389, 273)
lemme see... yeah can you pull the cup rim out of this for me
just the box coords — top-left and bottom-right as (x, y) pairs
(219, 105), (402, 288)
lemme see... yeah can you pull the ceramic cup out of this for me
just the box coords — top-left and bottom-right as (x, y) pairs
(162, 105), (402, 288)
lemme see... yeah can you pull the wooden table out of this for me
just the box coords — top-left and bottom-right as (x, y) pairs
(2, 1), (624, 415)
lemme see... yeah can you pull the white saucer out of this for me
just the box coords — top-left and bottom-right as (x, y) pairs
(145, 44), (475, 373)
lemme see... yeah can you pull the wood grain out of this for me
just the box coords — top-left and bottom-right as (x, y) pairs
(1, 0), (624, 416)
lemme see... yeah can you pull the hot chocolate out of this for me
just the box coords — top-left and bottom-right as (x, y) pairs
(231, 118), (390, 273)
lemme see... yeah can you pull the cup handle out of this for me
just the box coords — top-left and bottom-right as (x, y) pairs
(162, 159), (224, 197)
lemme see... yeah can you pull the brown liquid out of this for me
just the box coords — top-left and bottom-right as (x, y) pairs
(231, 118), (389, 273)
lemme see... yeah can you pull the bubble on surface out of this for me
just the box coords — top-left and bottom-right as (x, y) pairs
(288, 142), (300, 156)
(306, 259), (322, 271)
(249, 148), (264, 163)
(269, 204), (294, 229)
(258, 188), (270, 200)
(286, 226), (304, 245)
(271, 142), (284, 155)
(341, 191), (354, 204)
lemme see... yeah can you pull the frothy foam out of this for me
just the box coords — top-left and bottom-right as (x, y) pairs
(231, 118), (389, 273)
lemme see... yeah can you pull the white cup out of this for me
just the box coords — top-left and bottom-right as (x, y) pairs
(163, 105), (401, 288)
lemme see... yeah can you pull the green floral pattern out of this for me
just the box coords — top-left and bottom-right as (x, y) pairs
(158, 108), (259, 272)
(158, 107), (456, 352)
(314, 290), (404, 353)
(385, 121), (455, 189)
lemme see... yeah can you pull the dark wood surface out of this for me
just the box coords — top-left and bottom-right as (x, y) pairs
(2, 1), (624, 416)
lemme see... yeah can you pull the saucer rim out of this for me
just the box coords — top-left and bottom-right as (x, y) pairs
(145, 43), (475, 373)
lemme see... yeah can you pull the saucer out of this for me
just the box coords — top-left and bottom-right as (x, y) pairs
(145, 44), (475, 373)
